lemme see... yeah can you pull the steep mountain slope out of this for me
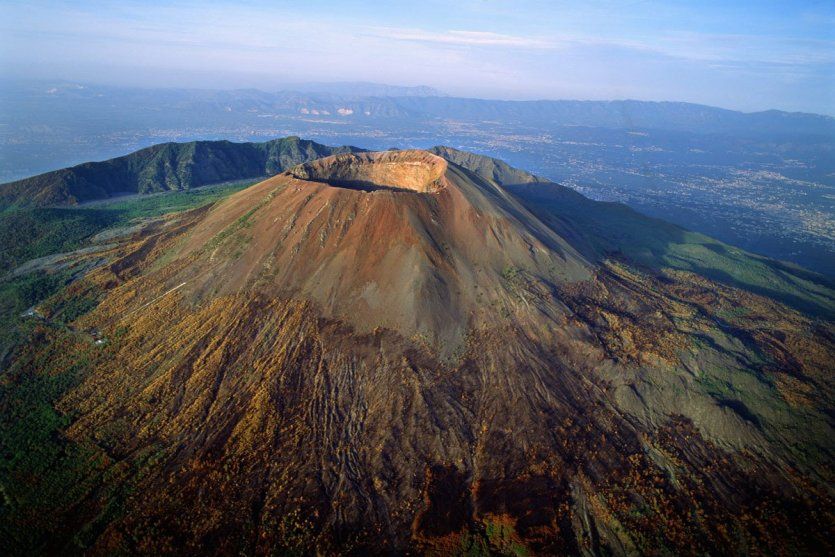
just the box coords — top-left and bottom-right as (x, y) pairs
(2, 149), (833, 555)
(428, 146), (543, 186)
(431, 147), (835, 318)
(504, 181), (835, 317)
(0, 137), (362, 207)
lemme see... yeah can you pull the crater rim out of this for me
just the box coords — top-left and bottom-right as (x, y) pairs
(288, 150), (448, 193)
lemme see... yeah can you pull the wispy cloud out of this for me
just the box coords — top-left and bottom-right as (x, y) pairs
(645, 32), (835, 66)
(371, 27), (554, 49)
(370, 24), (835, 70)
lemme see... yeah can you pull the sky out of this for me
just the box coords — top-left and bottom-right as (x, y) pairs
(1, 0), (833, 114)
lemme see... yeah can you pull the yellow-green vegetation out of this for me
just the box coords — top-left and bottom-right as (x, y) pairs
(204, 186), (277, 253)
(0, 181), (260, 554)
(457, 530), (491, 556)
(483, 518), (529, 557)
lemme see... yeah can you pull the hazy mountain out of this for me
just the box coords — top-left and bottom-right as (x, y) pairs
(3, 81), (830, 137)
(398, 97), (835, 137)
(3, 146), (832, 554)
(287, 81), (445, 98)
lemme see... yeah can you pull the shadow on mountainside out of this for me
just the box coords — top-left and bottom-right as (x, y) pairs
(506, 182), (835, 319)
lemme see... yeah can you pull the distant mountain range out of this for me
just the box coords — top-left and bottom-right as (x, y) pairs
(283, 81), (446, 98)
(3, 81), (832, 138)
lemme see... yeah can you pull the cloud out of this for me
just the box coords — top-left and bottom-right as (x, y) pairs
(371, 27), (554, 49)
(645, 32), (835, 67)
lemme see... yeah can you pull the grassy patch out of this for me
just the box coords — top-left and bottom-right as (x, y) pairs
(0, 270), (73, 359)
(204, 187), (276, 252)
(458, 530), (491, 556)
(484, 519), (529, 557)
(0, 179), (256, 271)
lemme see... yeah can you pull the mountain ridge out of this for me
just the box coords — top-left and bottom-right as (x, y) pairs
(0, 137), (364, 207)
(4, 81), (832, 137)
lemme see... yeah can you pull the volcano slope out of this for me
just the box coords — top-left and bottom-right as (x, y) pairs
(2, 149), (834, 555)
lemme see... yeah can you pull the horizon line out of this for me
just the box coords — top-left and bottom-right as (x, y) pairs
(3, 77), (834, 118)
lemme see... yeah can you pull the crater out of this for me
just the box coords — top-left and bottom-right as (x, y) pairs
(289, 150), (448, 193)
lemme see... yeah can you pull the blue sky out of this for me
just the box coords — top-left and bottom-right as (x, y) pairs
(1, 0), (833, 114)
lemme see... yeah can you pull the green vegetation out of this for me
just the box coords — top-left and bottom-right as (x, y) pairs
(447, 522), (529, 557)
(0, 179), (258, 555)
(0, 323), (98, 553)
(457, 531), (491, 556)
(484, 520), (529, 557)
(204, 187), (272, 252)
(84, 178), (257, 216)
(429, 146), (540, 188)
(0, 180), (254, 357)
(0, 136), (360, 207)
(0, 270), (73, 357)
(501, 265), (522, 282)
(0, 180), (254, 270)
(507, 184), (835, 318)
(0, 208), (117, 271)
(0, 319), (149, 554)
(51, 294), (100, 323)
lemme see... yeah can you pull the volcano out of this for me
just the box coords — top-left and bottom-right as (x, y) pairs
(144, 150), (590, 357)
(4, 148), (834, 555)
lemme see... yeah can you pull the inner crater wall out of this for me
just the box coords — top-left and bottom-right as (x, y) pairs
(289, 151), (448, 193)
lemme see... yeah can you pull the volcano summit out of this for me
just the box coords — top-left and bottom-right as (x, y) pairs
(2, 146), (833, 555)
(163, 150), (590, 357)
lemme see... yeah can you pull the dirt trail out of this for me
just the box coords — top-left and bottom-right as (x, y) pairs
(123, 281), (188, 318)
